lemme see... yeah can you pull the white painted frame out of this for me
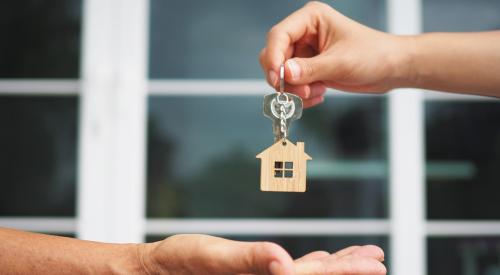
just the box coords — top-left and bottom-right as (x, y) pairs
(77, 0), (148, 243)
(388, 0), (425, 274)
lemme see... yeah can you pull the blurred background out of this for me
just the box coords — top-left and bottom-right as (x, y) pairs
(1, 0), (500, 274)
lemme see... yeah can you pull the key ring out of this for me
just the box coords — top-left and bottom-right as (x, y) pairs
(277, 64), (289, 104)
(279, 64), (285, 94)
(277, 92), (289, 104)
(277, 64), (289, 139)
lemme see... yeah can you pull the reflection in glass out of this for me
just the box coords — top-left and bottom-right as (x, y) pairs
(147, 96), (387, 218)
(147, 235), (388, 261)
(428, 237), (500, 275)
(0, 96), (78, 216)
(426, 102), (500, 219)
(149, 0), (386, 78)
(423, 0), (500, 32)
(0, 0), (82, 78)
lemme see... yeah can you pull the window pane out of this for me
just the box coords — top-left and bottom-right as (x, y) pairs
(0, 0), (82, 78)
(428, 237), (500, 275)
(147, 234), (388, 260)
(147, 96), (387, 218)
(0, 96), (78, 216)
(426, 102), (500, 219)
(149, 0), (386, 79)
(423, 0), (500, 32)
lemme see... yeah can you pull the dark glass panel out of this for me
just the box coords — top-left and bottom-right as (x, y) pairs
(428, 237), (500, 275)
(0, 96), (78, 216)
(147, 96), (387, 218)
(149, 0), (386, 78)
(426, 101), (500, 219)
(0, 0), (82, 78)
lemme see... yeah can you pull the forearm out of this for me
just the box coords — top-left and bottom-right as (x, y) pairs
(403, 31), (500, 96)
(0, 227), (144, 274)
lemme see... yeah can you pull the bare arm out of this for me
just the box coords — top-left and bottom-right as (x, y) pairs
(260, 1), (500, 107)
(407, 31), (500, 96)
(0, 227), (141, 274)
(0, 228), (386, 274)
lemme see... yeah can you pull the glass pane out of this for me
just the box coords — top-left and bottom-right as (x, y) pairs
(423, 0), (500, 32)
(428, 237), (500, 275)
(0, 96), (78, 216)
(426, 101), (500, 219)
(149, 0), (386, 79)
(147, 235), (388, 261)
(147, 96), (387, 218)
(0, 0), (82, 78)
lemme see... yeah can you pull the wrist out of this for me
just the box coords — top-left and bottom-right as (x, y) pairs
(389, 34), (420, 89)
(135, 242), (164, 275)
(102, 243), (161, 275)
(105, 244), (149, 275)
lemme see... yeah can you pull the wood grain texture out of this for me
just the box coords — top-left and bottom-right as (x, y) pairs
(256, 139), (311, 192)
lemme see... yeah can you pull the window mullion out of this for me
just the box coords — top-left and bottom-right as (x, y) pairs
(78, 0), (148, 243)
(388, 0), (425, 274)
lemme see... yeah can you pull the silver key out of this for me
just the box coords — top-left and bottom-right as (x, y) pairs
(263, 92), (303, 141)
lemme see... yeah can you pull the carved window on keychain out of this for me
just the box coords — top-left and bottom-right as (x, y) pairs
(274, 161), (294, 178)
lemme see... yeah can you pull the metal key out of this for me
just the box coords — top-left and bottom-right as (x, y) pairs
(263, 92), (303, 141)
(263, 64), (303, 141)
(262, 64), (303, 141)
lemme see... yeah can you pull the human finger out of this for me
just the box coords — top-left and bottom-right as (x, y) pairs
(263, 2), (329, 75)
(284, 53), (341, 86)
(295, 251), (330, 263)
(212, 240), (295, 275)
(260, 46), (295, 88)
(325, 255), (387, 275)
(285, 82), (326, 100)
(161, 235), (295, 275)
(348, 245), (385, 262)
(303, 96), (324, 108)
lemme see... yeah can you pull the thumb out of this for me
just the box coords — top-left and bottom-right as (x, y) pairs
(285, 55), (335, 85)
(212, 239), (295, 275)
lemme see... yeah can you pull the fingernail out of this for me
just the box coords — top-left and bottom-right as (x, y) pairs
(286, 59), (301, 81)
(268, 70), (278, 87)
(269, 261), (282, 275)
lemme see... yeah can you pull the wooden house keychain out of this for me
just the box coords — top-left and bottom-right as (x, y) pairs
(256, 64), (312, 192)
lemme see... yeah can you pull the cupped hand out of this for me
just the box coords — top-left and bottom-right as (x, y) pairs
(260, 1), (411, 107)
(138, 234), (386, 275)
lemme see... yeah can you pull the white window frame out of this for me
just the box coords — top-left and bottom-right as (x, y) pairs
(0, 0), (500, 274)
(77, 0), (148, 243)
(388, 0), (425, 274)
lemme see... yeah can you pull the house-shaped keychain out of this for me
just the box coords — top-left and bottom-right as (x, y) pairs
(256, 138), (311, 192)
